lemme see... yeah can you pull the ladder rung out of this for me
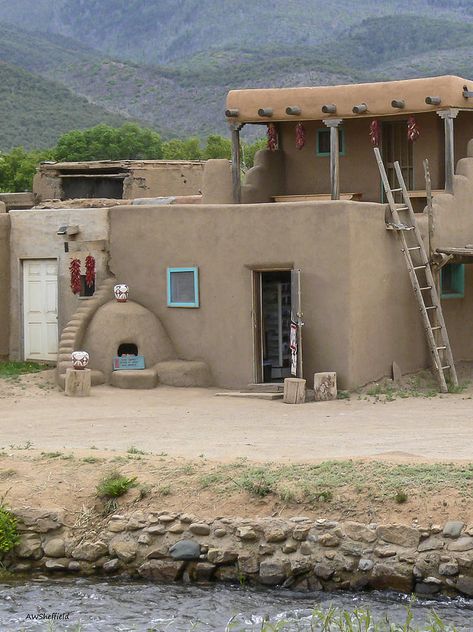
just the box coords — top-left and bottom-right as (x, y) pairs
(413, 265), (427, 270)
(396, 206), (409, 210)
(431, 326), (442, 330)
(425, 306), (438, 310)
(441, 365), (451, 370)
(420, 286), (432, 291)
(437, 346), (447, 350)
(408, 246), (421, 251)
(391, 187), (402, 192)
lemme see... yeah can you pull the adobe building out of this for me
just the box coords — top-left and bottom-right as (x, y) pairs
(2, 75), (473, 392)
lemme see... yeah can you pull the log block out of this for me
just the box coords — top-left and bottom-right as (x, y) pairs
(283, 378), (306, 404)
(314, 372), (337, 401)
(65, 368), (91, 397)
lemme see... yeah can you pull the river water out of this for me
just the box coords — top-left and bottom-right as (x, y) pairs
(1, 579), (473, 631)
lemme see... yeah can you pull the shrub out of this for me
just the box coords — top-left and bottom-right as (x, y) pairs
(97, 471), (137, 499)
(0, 506), (20, 553)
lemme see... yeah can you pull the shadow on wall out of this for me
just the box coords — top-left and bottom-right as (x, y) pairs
(242, 149), (285, 203)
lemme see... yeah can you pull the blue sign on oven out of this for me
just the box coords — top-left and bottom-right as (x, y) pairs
(113, 355), (145, 371)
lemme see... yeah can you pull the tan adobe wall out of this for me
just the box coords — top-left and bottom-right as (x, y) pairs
(108, 201), (437, 389)
(0, 214), (10, 357)
(8, 208), (110, 361)
(124, 163), (205, 199)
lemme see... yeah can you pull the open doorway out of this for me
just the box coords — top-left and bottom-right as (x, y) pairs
(382, 120), (413, 201)
(254, 270), (292, 383)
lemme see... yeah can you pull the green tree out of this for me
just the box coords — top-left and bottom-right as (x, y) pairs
(162, 137), (202, 160)
(54, 123), (163, 161)
(203, 134), (231, 160)
(0, 146), (53, 192)
(242, 137), (267, 169)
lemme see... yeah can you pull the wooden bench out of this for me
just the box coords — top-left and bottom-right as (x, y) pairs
(272, 193), (362, 202)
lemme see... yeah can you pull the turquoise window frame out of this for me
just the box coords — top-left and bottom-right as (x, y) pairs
(441, 263), (465, 299)
(167, 267), (200, 308)
(316, 128), (345, 157)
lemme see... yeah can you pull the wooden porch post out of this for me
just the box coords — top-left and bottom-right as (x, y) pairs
(437, 109), (459, 194)
(323, 118), (342, 200)
(230, 123), (243, 204)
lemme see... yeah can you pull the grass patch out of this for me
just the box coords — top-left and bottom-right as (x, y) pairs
(81, 456), (103, 464)
(0, 361), (46, 378)
(97, 471), (138, 499)
(0, 506), (20, 553)
(127, 446), (147, 455)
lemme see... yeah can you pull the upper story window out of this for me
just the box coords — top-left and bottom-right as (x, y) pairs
(441, 263), (465, 299)
(316, 128), (345, 156)
(167, 267), (199, 308)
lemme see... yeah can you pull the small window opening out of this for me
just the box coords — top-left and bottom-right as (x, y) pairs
(316, 128), (345, 156)
(80, 274), (95, 297)
(441, 263), (465, 299)
(118, 343), (138, 356)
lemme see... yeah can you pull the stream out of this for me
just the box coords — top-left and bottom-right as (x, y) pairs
(1, 579), (473, 631)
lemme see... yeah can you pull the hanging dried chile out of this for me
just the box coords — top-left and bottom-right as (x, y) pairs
(407, 115), (420, 142)
(69, 258), (81, 295)
(369, 120), (380, 147)
(85, 255), (96, 288)
(267, 123), (278, 151)
(295, 122), (306, 150)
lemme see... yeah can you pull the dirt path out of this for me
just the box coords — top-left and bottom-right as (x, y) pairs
(0, 369), (472, 461)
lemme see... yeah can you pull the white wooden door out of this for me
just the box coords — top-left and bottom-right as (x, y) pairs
(23, 259), (58, 361)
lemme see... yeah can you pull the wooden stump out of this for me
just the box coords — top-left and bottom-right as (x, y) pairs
(283, 378), (306, 404)
(314, 372), (337, 401)
(65, 368), (91, 397)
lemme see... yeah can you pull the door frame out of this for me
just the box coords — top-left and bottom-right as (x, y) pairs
(251, 266), (293, 384)
(21, 257), (59, 362)
(380, 119), (414, 202)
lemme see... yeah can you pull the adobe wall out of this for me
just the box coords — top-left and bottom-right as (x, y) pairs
(8, 208), (110, 361)
(109, 201), (432, 389)
(0, 214), (11, 358)
(124, 163), (205, 199)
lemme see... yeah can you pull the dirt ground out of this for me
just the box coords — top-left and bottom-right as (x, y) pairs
(0, 367), (473, 525)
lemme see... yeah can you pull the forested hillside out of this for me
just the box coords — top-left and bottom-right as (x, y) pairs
(0, 0), (472, 149)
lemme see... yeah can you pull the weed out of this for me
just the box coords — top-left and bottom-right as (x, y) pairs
(89, 445), (98, 450)
(337, 390), (350, 400)
(0, 361), (46, 378)
(97, 471), (138, 499)
(238, 468), (274, 497)
(0, 470), (16, 479)
(448, 381), (469, 394)
(0, 506), (20, 553)
(200, 472), (224, 488)
(41, 451), (63, 459)
(127, 446), (146, 455)
(9, 441), (33, 450)
(111, 456), (128, 464)
(395, 490), (408, 504)
(81, 456), (103, 464)
(158, 484), (172, 496)
(138, 483), (151, 499)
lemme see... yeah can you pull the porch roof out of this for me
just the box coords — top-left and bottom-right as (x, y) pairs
(226, 75), (473, 125)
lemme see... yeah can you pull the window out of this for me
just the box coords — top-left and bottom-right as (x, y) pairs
(441, 264), (465, 299)
(80, 274), (95, 297)
(167, 267), (199, 307)
(316, 128), (345, 156)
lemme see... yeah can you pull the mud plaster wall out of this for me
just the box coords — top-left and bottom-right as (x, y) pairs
(109, 202), (436, 389)
(0, 214), (10, 357)
(124, 164), (205, 198)
(8, 208), (109, 361)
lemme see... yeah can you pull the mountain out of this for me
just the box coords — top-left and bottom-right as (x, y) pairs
(0, 1), (473, 149)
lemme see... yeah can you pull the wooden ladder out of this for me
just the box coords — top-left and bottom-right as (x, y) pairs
(374, 147), (458, 393)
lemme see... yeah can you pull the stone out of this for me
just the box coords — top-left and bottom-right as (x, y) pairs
(72, 541), (108, 562)
(189, 523), (210, 536)
(318, 533), (340, 547)
(340, 540), (364, 557)
(456, 575), (473, 596)
(454, 552), (473, 569)
(138, 534), (151, 545)
(283, 378), (306, 404)
(15, 509), (63, 533)
(138, 560), (184, 582)
(439, 561), (459, 577)
(147, 546), (168, 560)
(65, 368), (91, 397)
(108, 535), (138, 563)
(418, 536), (445, 552)
(238, 553), (259, 574)
(449, 537), (473, 552)
(169, 540), (201, 561)
(103, 558), (121, 573)
(260, 544), (276, 555)
(290, 558), (312, 576)
(179, 514), (195, 524)
(10, 562), (31, 573)
(167, 524), (185, 534)
(344, 522), (377, 543)
(443, 521), (465, 538)
(43, 538), (66, 558)
(370, 562), (414, 592)
(374, 547), (397, 558)
(44, 559), (68, 571)
(415, 581), (442, 595)
(377, 525), (420, 548)
(67, 561), (81, 572)
(292, 525), (311, 541)
(16, 535), (43, 560)
(146, 525), (166, 535)
(314, 372), (337, 401)
(236, 526), (258, 541)
(290, 517), (311, 523)
(265, 526), (288, 543)
(158, 514), (177, 523)
(259, 560), (289, 586)
(300, 542), (313, 556)
(214, 566), (240, 582)
(324, 550), (336, 560)
(358, 559), (374, 572)
(214, 528), (227, 538)
(313, 563), (334, 580)
(108, 521), (127, 533)
(207, 549), (238, 564)
(281, 542), (298, 554)
(193, 562), (216, 582)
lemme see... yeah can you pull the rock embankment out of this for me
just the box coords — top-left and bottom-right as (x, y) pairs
(4, 509), (473, 596)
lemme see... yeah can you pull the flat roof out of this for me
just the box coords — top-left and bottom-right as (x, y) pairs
(226, 75), (473, 124)
(39, 159), (205, 172)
